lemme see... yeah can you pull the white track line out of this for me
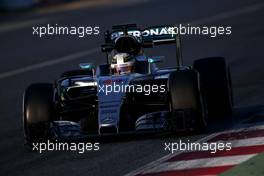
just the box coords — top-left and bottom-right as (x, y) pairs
(142, 154), (255, 174)
(0, 48), (98, 79)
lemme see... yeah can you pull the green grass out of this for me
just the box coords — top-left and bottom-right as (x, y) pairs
(220, 152), (264, 176)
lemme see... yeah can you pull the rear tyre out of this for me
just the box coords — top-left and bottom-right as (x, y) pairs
(193, 57), (233, 119)
(23, 83), (54, 144)
(168, 70), (207, 132)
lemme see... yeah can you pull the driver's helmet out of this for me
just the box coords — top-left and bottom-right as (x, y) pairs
(111, 53), (135, 75)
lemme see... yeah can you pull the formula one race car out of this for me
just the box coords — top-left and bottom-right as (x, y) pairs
(23, 24), (233, 143)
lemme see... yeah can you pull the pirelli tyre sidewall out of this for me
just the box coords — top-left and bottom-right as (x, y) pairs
(168, 69), (207, 132)
(193, 57), (233, 119)
(23, 83), (54, 144)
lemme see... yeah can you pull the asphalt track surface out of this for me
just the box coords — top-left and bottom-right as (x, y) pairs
(0, 0), (264, 175)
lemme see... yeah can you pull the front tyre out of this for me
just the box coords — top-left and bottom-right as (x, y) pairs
(80, 110), (98, 134)
(23, 83), (54, 144)
(168, 70), (207, 133)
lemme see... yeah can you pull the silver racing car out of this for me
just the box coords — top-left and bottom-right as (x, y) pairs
(23, 24), (233, 143)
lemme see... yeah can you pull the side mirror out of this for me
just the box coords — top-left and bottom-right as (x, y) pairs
(101, 44), (114, 52)
(79, 63), (95, 76)
(148, 56), (164, 63)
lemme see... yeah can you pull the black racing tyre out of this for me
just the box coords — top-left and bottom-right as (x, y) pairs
(193, 57), (233, 119)
(23, 83), (54, 143)
(168, 70), (207, 132)
(80, 111), (98, 134)
(60, 69), (93, 78)
(119, 104), (135, 132)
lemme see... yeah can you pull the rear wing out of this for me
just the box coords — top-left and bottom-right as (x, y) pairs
(141, 26), (177, 44)
(108, 25), (177, 44)
(104, 24), (183, 66)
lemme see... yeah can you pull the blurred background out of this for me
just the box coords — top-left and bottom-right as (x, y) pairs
(0, 0), (264, 175)
(0, 0), (77, 11)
